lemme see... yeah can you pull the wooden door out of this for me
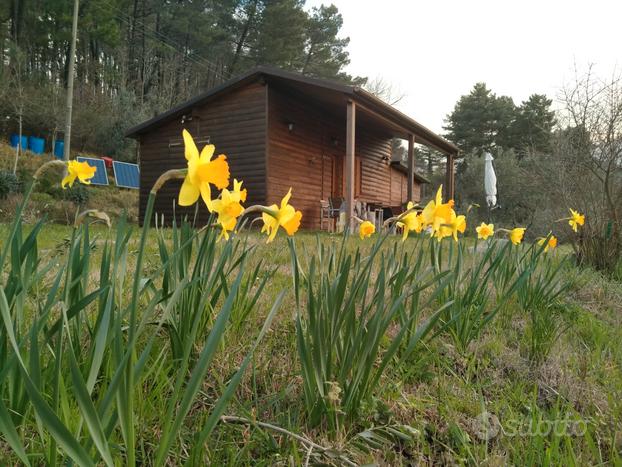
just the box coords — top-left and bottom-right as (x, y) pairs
(339, 154), (362, 200)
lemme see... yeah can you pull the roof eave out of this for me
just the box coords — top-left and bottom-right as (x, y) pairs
(125, 66), (461, 159)
(352, 88), (460, 156)
(125, 67), (266, 138)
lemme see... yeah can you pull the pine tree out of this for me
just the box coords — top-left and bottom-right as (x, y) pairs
(301, 5), (350, 79)
(511, 94), (556, 155)
(444, 82), (516, 155)
(247, 0), (307, 69)
(444, 84), (555, 157)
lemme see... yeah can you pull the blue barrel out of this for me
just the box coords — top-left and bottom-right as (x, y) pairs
(29, 136), (45, 154)
(9, 134), (28, 150)
(54, 140), (64, 159)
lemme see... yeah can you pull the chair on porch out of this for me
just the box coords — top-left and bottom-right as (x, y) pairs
(328, 197), (343, 217)
(320, 200), (333, 231)
(373, 207), (384, 230)
(363, 203), (384, 231)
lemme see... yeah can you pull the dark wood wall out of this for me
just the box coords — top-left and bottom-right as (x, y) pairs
(266, 84), (342, 228)
(138, 82), (267, 225)
(266, 84), (420, 229)
(356, 132), (422, 206)
(137, 78), (422, 229)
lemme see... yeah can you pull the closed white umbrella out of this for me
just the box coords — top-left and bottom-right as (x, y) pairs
(484, 152), (497, 208)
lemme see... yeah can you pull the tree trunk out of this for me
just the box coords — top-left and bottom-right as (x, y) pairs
(229, 0), (258, 74)
(302, 42), (315, 75)
(10, 0), (25, 44)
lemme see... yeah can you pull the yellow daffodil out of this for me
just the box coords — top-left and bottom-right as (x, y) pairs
(359, 220), (375, 239)
(568, 209), (585, 232)
(178, 129), (230, 211)
(397, 201), (423, 241)
(261, 188), (302, 242)
(451, 214), (467, 241)
(476, 222), (494, 240)
(233, 178), (247, 203)
(434, 211), (466, 242)
(538, 235), (558, 252)
(210, 179), (246, 240)
(421, 185), (455, 235)
(509, 227), (526, 245)
(61, 160), (97, 188)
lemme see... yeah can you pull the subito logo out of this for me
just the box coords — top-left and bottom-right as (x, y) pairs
(473, 411), (501, 440)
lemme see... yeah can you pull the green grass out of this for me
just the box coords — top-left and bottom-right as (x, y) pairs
(1, 220), (621, 465)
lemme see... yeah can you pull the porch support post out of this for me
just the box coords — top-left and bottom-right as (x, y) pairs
(345, 99), (356, 231)
(407, 134), (415, 202)
(445, 153), (455, 200)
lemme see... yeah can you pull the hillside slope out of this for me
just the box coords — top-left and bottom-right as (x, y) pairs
(0, 141), (138, 224)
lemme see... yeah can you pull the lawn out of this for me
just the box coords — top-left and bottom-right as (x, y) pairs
(1, 214), (621, 466)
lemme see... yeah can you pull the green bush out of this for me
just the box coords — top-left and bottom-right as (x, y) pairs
(0, 170), (20, 199)
(37, 177), (89, 207)
(62, 184), (90, 206)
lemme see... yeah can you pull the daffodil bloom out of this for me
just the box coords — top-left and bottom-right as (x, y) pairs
(451, 214), (467, 241)
(210, 179), (246, 240)
(233, 178), (247, 203)
(538, 235), (557, 252)
(509, 227), (526, 245)
(359, 220), (375, 239)
(261, 188), (302, 242)
(397, 201), (423, 241)
(568, 209), (585, 232)
(61, 160), (97, 188)
(434, 211), (466, 242)
(421, 185), (455, 235)
(178, 129), (230, 210)
(476, 222), (494, 240)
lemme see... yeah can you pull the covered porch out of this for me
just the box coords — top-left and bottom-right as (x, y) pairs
(264, 67), (460, 230)
(341, 96), (458, 229)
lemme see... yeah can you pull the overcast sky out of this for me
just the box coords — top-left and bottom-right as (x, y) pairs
(306, 0), (621, 134)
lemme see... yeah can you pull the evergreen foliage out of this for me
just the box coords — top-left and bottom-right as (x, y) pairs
(0, 0), (359, 159)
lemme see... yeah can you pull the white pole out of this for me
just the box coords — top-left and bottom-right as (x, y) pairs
(63, 0), (79, 165)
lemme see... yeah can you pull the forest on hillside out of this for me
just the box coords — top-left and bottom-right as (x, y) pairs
(0, 0), (360, 158)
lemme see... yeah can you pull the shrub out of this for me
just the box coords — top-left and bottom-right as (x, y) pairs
(575, 224), (621, 277)
(62, 184), (90, 205)
(0, 170), (20, 199)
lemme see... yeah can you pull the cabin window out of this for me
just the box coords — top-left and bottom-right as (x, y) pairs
(168, 136), (211, 158)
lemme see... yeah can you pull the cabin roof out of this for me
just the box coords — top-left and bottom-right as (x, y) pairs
(125, 66), (459, 156)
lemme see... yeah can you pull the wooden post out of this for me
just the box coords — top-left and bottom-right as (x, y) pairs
(345, 100), (356, 231)
(407, 134), (415, 202)
(445, 153), (455, 200)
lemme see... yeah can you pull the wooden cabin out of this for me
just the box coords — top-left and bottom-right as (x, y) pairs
(125, 66), (459, 228)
